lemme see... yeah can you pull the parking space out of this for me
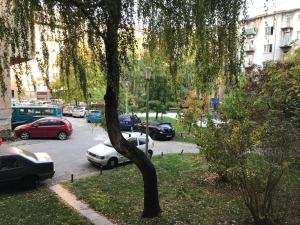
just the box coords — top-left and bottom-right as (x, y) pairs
(6, 117), (198, 185)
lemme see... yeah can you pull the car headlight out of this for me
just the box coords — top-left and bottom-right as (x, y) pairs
(96, 156), (105, 159)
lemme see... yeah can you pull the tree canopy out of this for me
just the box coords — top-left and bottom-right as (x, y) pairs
(0, 0), (247, 218)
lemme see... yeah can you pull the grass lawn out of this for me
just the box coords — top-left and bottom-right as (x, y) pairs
(0, 186), (91, 225)
(64, 154), (252, 225)
(139, 116), (202, 143)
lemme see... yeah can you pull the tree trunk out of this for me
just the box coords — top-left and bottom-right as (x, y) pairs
(103, 0), (161, 218)
(155, 111), (158, 120)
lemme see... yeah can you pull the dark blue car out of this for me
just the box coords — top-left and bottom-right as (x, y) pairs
(119, 114), (141, 131)
(87, 110), (102, 123)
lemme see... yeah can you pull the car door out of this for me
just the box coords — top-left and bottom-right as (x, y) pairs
(121, 137), (138, 163)
(46, 119), (62, 137)
(30, 119), (49, 138)
(0, 156), (27, 184)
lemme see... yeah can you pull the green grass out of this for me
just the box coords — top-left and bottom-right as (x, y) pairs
(0, 187), (91, 225)
(139, 116), (202, 143)
(64, 154), (251, 225)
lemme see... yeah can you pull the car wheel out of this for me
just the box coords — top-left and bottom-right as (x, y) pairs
(22, 176), (38, 190)
(20, 132), (30, 140)
(58, 132), (68, 140)
(148, 150), (153, 159)
(107, 158), (118, 169)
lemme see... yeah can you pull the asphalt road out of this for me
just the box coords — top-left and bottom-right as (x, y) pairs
(5, 117), (198, 185)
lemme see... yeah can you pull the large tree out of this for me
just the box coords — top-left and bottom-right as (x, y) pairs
(0, 0), (245, 218)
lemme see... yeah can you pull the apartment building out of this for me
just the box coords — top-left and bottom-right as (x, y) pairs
(0, 0), (34, 136)
(244, 1), (300, 69)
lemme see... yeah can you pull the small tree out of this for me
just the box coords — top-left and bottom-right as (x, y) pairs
(181, 90), (201, 133)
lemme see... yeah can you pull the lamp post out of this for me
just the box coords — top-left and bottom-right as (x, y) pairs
(145, 67), (151, 157)
(125, 81), (129, 114)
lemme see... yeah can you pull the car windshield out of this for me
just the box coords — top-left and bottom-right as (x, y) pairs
(104, 139), (113, 147)
(91, 110), (100, 114)
(19, 149), (38, 161)
(159, 124), (172, 129)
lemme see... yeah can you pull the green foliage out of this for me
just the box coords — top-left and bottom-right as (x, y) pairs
(65, 154), (251, 225)
(197, 54), (300, 225)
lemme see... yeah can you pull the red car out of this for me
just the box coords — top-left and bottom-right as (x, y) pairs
(14, 117), (73, 140)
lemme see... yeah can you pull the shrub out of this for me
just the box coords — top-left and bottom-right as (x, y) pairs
(197, 56), (300, 225)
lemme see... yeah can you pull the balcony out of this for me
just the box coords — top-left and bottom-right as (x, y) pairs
(245, 27), (257, 36)
(280, 36), (292, 53)
(245, 44), (255, 53)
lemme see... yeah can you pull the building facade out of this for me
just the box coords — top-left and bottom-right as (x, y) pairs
(244, 5), (300, 68)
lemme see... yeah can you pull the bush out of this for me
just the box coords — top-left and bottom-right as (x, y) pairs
(197, 57), (300, 225)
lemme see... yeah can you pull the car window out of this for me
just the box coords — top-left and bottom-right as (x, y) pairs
(49, 119), (65, 126)
(19, 108), (34, 115)
(0, 157), (23, 171)
(104, 139), (113, 147)
(159, 124), (172, 129)
(128, 137), (138, 146)
(35, 119), (50, 126)
(91, 110), (100, 114)
(42, 108), (54, 115)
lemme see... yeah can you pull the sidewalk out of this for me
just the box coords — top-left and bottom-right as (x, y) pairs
(50, 184), (114, 225)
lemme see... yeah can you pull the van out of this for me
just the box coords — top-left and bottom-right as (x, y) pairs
(11, 106), (63, 129)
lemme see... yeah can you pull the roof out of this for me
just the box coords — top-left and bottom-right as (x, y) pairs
(0, 146), (22, 157)
(12, 105), (60, 109)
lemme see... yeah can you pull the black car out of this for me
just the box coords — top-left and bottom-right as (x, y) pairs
(0, 147), (55, 189)
(134, 120), (175, 140)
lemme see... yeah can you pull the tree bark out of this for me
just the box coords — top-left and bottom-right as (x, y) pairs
(103, 0), (161, 218)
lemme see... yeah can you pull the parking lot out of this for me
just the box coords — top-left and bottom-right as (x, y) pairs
(6, 117), (198, 185)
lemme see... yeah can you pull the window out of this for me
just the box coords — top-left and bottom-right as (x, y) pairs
(128, 138), (138, 146)
(265, 26), (274, 35)
(139, 138), (146, 145)
(19, 108), (34, 115)
(35, 119), (50, 126)
(42, 108), (54, 115)
(49, 119), (65, 126)
(11, 90), (15, 98)
(0, 157), (23, 171)
(264, 44), (273, 53)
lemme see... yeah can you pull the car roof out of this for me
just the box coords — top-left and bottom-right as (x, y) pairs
(35, 117), (64, 121)
(149, 120), (171, 125)
(121, 132), (147, 139)
(12, 106), (59, 109)
(0, 146), (23, 157)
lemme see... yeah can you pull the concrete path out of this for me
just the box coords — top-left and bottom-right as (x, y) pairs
(50, 184), (114, 225)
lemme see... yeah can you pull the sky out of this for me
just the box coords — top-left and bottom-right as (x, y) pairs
(247, 0), (300, 18)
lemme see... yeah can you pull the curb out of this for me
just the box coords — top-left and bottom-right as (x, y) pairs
(50, 184), (114, 225)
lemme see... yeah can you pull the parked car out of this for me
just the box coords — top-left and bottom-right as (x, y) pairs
(196, 115), (224, 128)
(86, 132), (154, 168)
(72, 106), (87, 118)
(11, 106), (63, 129)
(14, 117), (73, 140)
(119, 114), (141, 131)
(0, 146), (55, 189)
(62, 105), (74, 116)
(134, 120), (175, 140)
(87, 110), (103, 123)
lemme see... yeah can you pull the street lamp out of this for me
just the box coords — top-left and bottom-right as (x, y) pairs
(125, 81), (129, 114)
(145, 67), (151, 157)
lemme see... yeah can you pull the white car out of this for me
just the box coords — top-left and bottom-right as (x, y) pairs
(72, 106), (86, 118)
(86, 132), (154, 168)
(196, 118), (224, 128)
